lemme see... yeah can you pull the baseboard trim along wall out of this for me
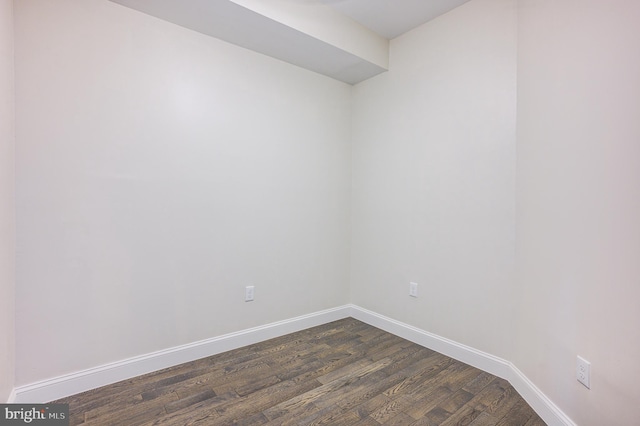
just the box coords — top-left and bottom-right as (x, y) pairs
(348, 305), (576, 426)
(12, 306), (351, 404)
(12, 304), (575, 425)
(349, 306), (513, 379)
(507, 363), (577, 426)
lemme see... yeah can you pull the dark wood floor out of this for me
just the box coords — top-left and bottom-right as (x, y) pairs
(53, 318), (546, 425)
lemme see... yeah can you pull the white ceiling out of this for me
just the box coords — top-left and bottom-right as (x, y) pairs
(321, 0), (473, 39)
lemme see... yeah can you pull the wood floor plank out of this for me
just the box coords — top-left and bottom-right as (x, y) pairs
(402, 361), (479, 419)
(380, 411), (415, 425)
(524, 414), (549, 426)
(353, 417), (384, 426)
(352, 393), (391, 420)
(141, 392), (238, 426)
(331, 369), (405, 412)
(284, 403), (361, 426)
(368, 396), (413, 424)
(438, 388), (476, 414)
(405, 385), (455, 421)
(216, 378), (323, 423)
(331, 349), (447, 413)
(495, 398), (537, 426)
(83, 391), (177, 426)
(262, 357), (393, 420)
(463, 371), (497, 394)
(312, 370), (389, 411)
(468, 411), (501, 426)
(163, 389), (217, 414)
(382, 353), (453, 398)
(467, 377), (521, 419)
(420, 406), (453, 425)
(315, 357), (377, 385)
(82, 390), (176, 422)
(440, 404), (485, 425)
(262, 400), (322, 426)
(52, 318), (546, 426)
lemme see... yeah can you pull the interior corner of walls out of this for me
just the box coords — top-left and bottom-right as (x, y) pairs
(508, 363), (577, 426)
(7, 388), (16, 404)
(349, 305), (575, 426)
(349, 306), (513, 379)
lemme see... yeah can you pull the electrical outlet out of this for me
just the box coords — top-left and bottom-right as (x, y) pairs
(245, 285), (255, 302)
(409, 282), (418, 298)
(577, 356), (590, 389)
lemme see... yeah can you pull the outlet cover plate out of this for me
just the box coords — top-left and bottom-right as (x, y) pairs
(245, 285), (255, 302)
(409, 282), (418, 298)
(577, 356), (590, 389)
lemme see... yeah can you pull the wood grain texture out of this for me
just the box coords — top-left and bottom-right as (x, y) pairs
(52, 318), (546, 425)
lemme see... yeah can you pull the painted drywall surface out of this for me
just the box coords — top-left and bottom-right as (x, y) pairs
(350, 0), (517, 360)
(515, 0), (640, 424)
(0, 0), (15, 403)
(0, 0), (15, 404)
(14, 0), (351, 386)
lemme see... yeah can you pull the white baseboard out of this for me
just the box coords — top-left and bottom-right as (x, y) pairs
(348, 305), (575, 426)
(508, 364), (577, 426)
(12, 304), (574, 426)
(348, 305), (513, 379)
(12, 305), (351, 404)
(6, 388), (16, 403)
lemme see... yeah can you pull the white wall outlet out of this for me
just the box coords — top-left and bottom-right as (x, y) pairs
(245, 285), (255, 302)
(409, 282), (418, 298)
(577, 356), (591, 389)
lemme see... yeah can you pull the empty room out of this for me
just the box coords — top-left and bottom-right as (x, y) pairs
(1, 0), (639, 424)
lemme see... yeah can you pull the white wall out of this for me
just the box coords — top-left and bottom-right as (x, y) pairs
(0, 0), (15, 403)
(350, 0), (517, 360)
(14, 0), (352, 386)
(515, 0), (640, 424)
